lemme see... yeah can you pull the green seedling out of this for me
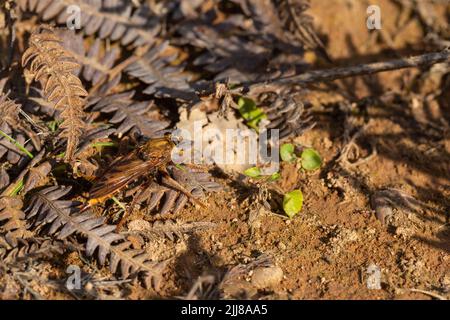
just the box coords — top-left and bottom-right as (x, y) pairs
(280, 143), (297, 162)
(244, 166), (280, 182)
(268, 172), (281, 181)
(283, 189), (303, 218)
(244, 166), (262, 178)
(301, 148), (322, 171)
(238, 97), (267, 131)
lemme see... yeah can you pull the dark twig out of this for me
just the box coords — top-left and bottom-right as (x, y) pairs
(233, 49), (450, 92)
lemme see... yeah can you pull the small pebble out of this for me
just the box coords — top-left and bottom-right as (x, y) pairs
(251, 266), (284, 289)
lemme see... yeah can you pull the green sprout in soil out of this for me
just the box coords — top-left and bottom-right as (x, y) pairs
(283, 189), (304, 218)
(244, 166), (280, 181)
(300, 148), (322, 171)
(280, 143), (297, 162)
(238, 97), (267, 131)
(280, 143), (322, 171)
(244, 166), (262, 178)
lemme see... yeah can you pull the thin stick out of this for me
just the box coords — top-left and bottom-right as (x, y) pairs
(404, 288), (447, 300)
(233, 49), (450, 92)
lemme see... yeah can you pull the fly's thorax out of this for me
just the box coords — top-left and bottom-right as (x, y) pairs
(140, 137), (175, 163)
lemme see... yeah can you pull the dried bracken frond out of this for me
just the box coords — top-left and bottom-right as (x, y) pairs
(232, 0), (285, 38)
(184, 255), (275, 300)
(0, 197), (30, 247)
(17, 0), (160, 47)
(178, 23), (271, 83)
(88, 91), (170, 138)
(220, 254), (275, 299)
(0, 237), (64, 264)
(259, 93), (315, 139)
(70, 126), (116, 157)
(1, 0), (448, 301)
(219, 0), (328, 77)
(183, 275), (219, 300)
(0, 93), (20, 125)
(371, 188), (424, 224)
(131, 166), (222, 215)
(0, 94), (41, 165)
(125, 42), (195, 100)
(56, 30), (121, 86)
(22, 26), (87, 162)
(26, 186), (167, 288)
(0, 237), (67, 300)
(273, 0), (330, 60)
(22, 161), (53, 193)
(1, 149), (50, 197)
(0, 168), (10, 191)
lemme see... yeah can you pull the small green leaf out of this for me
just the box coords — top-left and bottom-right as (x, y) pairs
(244, 166), (262, 178)
(238, 97), (267, 131)
(301, 148), (322, 171)
(269, 172), (281, 181)
(280, 143), (296, 162)
(283, 189), (303, 218)
(238, 97), (257, 115)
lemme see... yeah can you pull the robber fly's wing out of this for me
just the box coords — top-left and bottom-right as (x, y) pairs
(88, 153), (153, 202)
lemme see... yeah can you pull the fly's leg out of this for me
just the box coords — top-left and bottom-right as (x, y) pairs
(159, 168), (206, 209)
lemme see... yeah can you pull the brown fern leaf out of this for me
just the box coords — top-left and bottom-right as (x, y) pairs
(17, 0), (160, 48)
(0, 237), (64, 265)
(0, 197), (31, 248)
(26, 186), (167, 288)
(274, 0), (330, 61)
(22, 26), (88, 162)
(0, 169), (9, 191)
(259, 92), (315, 140)
(1, 149), (50, 197)
(130, 165), (222, 215)
(55, 29), (122, 87)
(0, 93), (20, 126)
(0, 94), (41, 165)
(88, 91), (170, 138)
